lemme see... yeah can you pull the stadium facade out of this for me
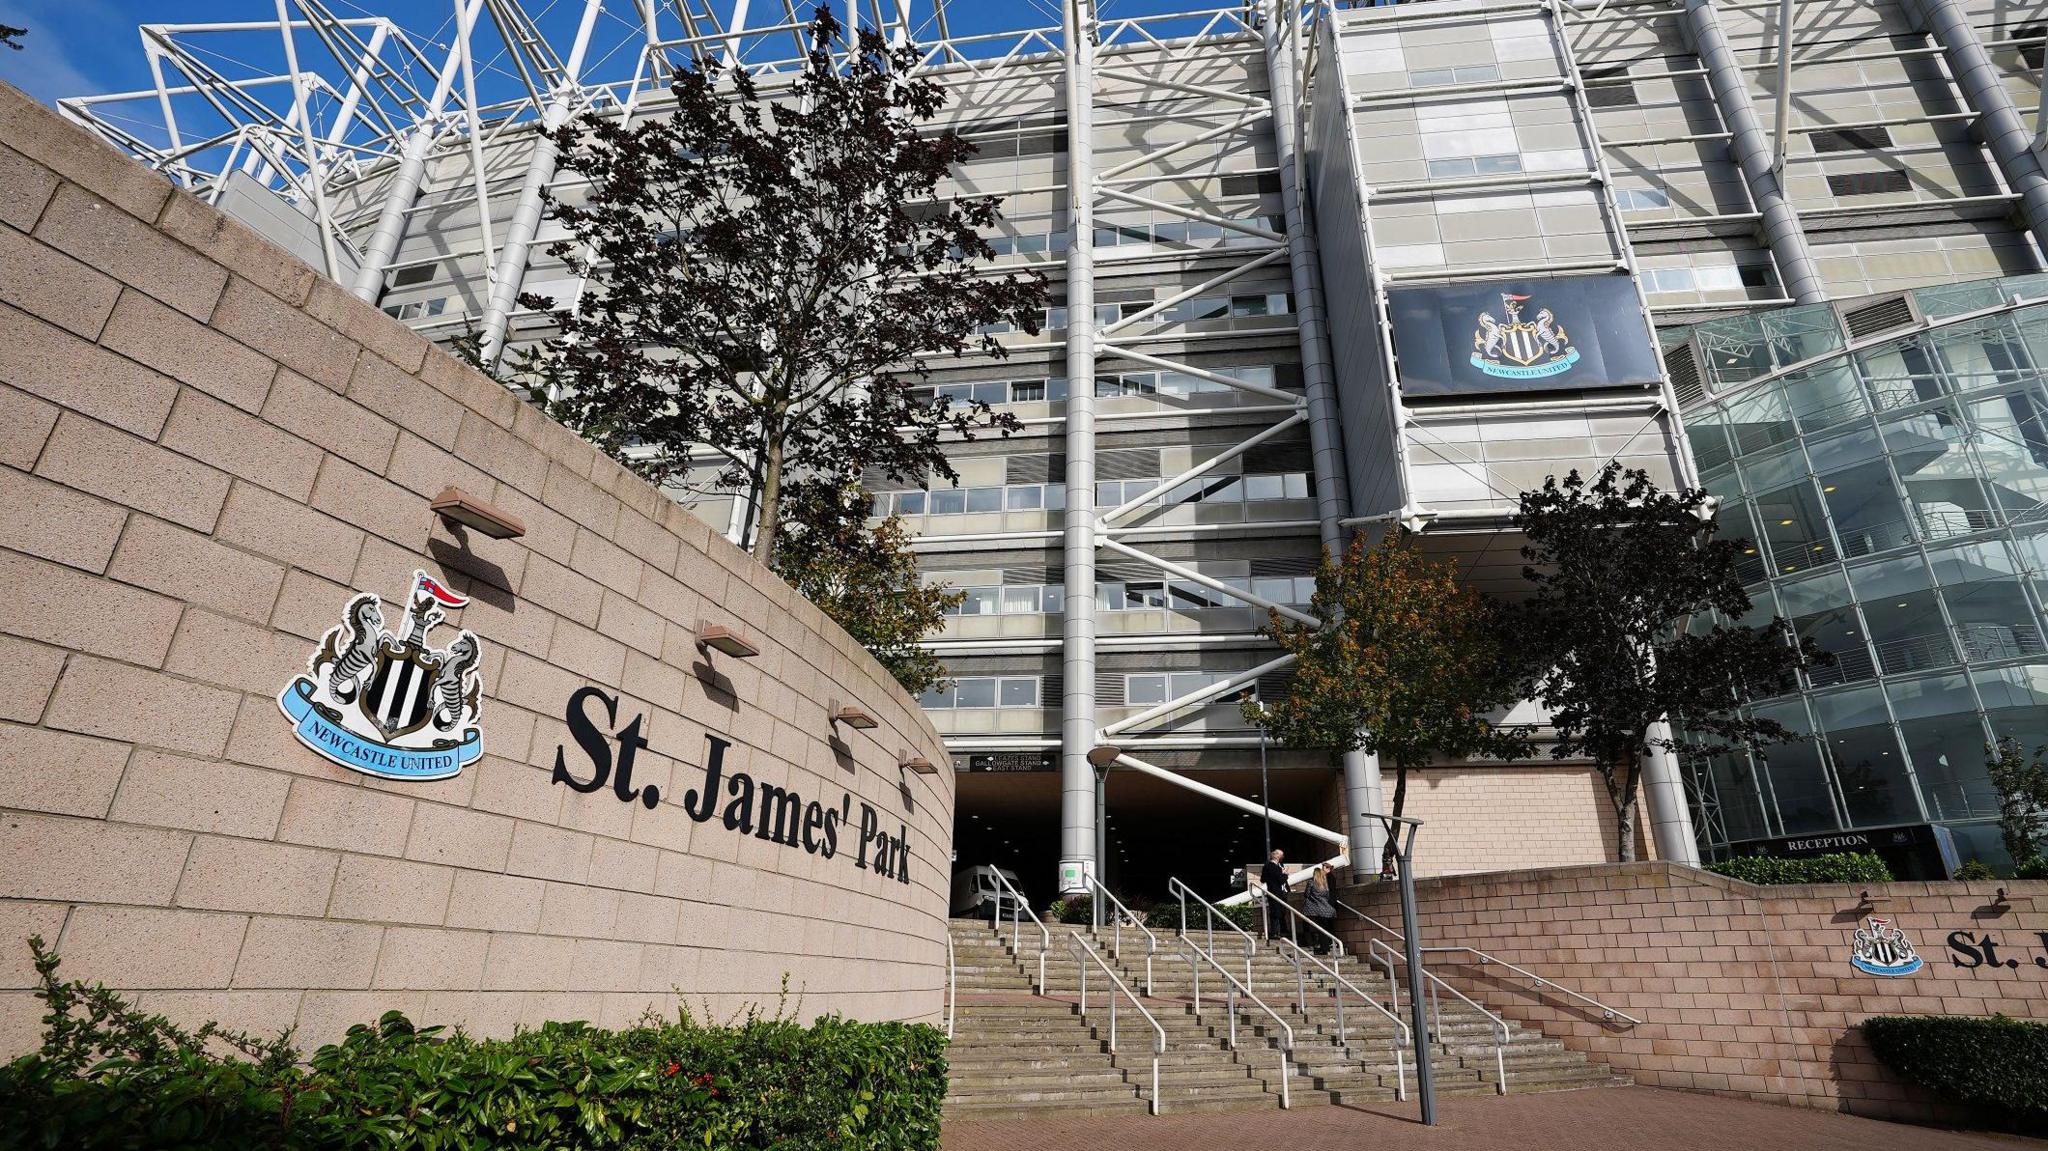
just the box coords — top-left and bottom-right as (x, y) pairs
(59, 0), (2048, 889)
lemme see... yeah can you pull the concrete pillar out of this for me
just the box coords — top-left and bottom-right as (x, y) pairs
(1266, 6), (1385, 869)
(1683, 0), (1827, 304)
(1906, 0), (2048, 255)
(1641, 722), (1701, 866)
(1057, 0), (1099, 895)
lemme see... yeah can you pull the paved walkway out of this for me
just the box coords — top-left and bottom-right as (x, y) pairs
(940, 1086), (2026, 1150)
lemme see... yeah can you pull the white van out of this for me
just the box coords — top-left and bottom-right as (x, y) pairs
(951, 865), (1023, 918)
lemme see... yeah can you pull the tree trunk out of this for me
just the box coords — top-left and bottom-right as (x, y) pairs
(750, 434), (786, 568)
(1379, 762), (1409, 875)
(1615, 790), (1639, 863)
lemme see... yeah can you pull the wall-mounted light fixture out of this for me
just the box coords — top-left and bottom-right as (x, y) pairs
(900, 752), (939, 775)
(431, 486), (526, 539)
(1086, 744), (1122, 768)
(832, 703), (878, 730)
(696, 623), (759, 659)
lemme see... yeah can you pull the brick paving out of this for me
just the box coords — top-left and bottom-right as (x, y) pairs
(940, 1086), (2025, 1150)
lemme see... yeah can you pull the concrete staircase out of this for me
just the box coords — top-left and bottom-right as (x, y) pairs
(944, 918), (1628, 1121)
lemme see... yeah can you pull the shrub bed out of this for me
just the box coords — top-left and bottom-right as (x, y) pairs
(0, 937), (946, 1150)
(1864, 1014), (2048, 1124)
(1704, 851), (1893, 885)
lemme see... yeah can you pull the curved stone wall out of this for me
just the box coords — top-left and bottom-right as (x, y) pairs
(0, 82), (953, 1054)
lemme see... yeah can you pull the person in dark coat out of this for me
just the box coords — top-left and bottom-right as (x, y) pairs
(1260, 849), (1291, 942)
(1304, 863), (1337, 954)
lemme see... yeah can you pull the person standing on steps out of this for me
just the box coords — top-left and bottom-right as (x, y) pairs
(1260, 849), (1291, 943)
(1304, 863), (1336, 954)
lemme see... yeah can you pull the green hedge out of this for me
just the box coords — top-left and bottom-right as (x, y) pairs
(1144, 900), (1262, 935)
(1864, 1015), (2048, 1121)
(1705, 851), (1894, 885)
(0, 937), (946, 1150)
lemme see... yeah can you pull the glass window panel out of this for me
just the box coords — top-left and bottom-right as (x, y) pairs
(1254, 578), (1295, 604)
(1041, 584), (1065, 614)
(1007, 485), (1042, 511)
(955, 679), (997, 708)
(1932, 540), (2044, 660)
(1726, 383), (1798, 456)
(1889, 675), (1993, 822)
(1736, 441), (1807, 494)
(1097, 481), (1123, 505)
(1045, 483), (1066, 509)
(1781, 361), (1868, 430)
(1045, 377), (1068, 401)
(1126, 675), (1166, 705)
(1001, 586), (1041, 614)
(930, 488), (965, 515)
(960, 587), (1000, 615)
(1126, 582), (1169, 609)
(1244, 474), (1285, 501)
(1751, 700), (1838, 834)
(1471, 153), (1523, 175)
(1778, 569), (1873, 686)
(1817, 461), (1910, 559)
(894, 490), (925, 515)
(1169, 672), (1216, 698)
(1000, 678), (1038, 707)
(1753, 481), (1834, 574)
(1705, 751), (1773, 842)
(966, 487), (1004, 513)
(1813, 686), (1918, 826)
(1170, 581), (1223, 611)
(1284, 473), (1310, 499)
(918, 684), (955, 709)
(1427, 157), (1476, 179)
(1686, 405), (1734, 472)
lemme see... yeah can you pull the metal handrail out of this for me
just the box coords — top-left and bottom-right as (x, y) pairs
(1334, 898), (1641, 1027)
(1166, 876), (1255, 986)
(1258, 882), (1346, 958)
(1366, 938), (1510, 1096)
(1177, 936), (1293, 1109)
(945, 932), (957, 1039)
(1420, 948), (1643, 1028)
(1273, 937), (1410, 1101)
(1068, 933), (1167, 1115)
(988, 867), (1049, 993)
(1086, 874), (1158, 996)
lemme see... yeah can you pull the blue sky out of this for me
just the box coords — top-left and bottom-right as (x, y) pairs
(0, 0), (1092, 112)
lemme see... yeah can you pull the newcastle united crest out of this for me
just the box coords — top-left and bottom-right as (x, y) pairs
(1849, 916), (1924, 977)
(1472, 291), (1581, 380)
(277, 570), (484, 781)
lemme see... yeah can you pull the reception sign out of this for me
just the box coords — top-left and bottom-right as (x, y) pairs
(1388, 273), (1663, 397)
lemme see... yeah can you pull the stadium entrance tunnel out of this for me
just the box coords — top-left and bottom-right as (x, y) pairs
(949, 762), (1340, 919)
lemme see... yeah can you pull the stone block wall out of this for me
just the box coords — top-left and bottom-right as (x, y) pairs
(0, 81), (954, 1056)
(1339, 862), (2048, 1124)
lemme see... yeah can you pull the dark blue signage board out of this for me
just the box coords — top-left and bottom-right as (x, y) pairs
(1387, 273), (1663, 397)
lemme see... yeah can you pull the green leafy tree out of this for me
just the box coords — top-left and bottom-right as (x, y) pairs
(1987, 735), (2048, 872)
(1246, 535), (1530, 870)
(522, 7), (1044, 567)
(1513, 463), (1825, 861)
(772, 479), (960, 695)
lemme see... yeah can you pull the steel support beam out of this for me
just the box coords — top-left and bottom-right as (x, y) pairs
(1906, 0), (2048, 255)
(1265, 1), (1384, 868)
(478, 0), (605, 364)
(1058, 0), (1100, 897)
(1682, 0), (1825, 304)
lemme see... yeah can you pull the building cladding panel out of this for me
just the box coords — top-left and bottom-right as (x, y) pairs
(126, 0), (2048, 874)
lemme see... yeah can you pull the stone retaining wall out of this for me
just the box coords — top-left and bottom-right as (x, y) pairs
(1339, 861), (2048, 1125)
(0, 80), (953, 1055)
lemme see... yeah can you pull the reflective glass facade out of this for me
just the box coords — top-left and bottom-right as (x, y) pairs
(1675, 274), (2048, 871)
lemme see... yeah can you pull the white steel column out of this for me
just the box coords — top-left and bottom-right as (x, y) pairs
(1265, 0), (1383, 867)
(1058, 0), (1100, 896)
(1906, 0), (2048, 254)
(478, 0), (606, 366)
(1640, 722), (1701, 866)
(1682, 0), (1825, 304)
(273, 0), (341, 281)
(350, 0), (482, 302)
